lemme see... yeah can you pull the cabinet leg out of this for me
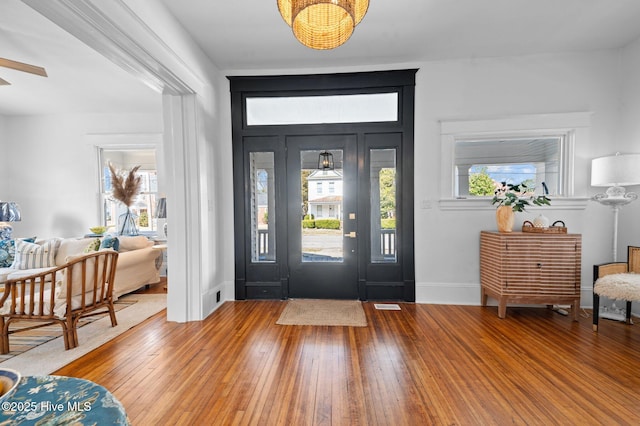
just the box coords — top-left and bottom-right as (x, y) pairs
(498, 298), (507, 318)
(481, 289), (488, 306)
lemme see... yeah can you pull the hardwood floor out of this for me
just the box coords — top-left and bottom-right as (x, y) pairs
(53, 292), (640, 425)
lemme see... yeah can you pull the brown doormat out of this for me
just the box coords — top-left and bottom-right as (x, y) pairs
(276, 299), (367, 327)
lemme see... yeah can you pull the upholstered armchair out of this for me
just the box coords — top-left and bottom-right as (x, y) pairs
(593, 246), (640, 332)
(0, 250), (119, 352)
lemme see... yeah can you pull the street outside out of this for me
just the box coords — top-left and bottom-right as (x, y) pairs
(302, 228), (343, 260)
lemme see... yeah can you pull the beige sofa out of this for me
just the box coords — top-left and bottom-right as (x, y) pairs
(0, 236), (161, 298)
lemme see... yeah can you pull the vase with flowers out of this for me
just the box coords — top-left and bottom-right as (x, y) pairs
(109, 163), (142, 236)
(491, 182), (550, 232)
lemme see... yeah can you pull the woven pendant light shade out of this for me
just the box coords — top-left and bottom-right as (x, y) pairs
(277, 0), (369, 50)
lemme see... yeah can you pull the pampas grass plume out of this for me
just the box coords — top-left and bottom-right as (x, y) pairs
(109, 162), (142, 207)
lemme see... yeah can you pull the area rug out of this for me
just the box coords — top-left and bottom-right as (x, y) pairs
(276, 299), (367, 327)
(0, 293), (166, 376)
(0, 299), (136, 361)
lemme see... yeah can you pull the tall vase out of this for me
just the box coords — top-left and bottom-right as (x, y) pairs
(496, 206), (515, 233)
(118, 208), (139, 236)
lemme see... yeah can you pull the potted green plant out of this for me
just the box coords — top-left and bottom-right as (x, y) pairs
(492, 182), (550, 232)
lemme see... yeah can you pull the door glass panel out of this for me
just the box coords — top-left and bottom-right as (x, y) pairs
(301, 150), (344, 262)
(250, 152), (275, 262)
(371, 149), (397, 263)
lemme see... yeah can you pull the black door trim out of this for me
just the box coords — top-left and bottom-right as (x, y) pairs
(230, 70), (417, 301)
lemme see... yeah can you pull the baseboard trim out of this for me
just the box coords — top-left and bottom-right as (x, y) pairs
(416, 282), (594, 309)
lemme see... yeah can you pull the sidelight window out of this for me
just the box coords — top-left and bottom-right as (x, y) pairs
(370, 148), (397, 263)
(250, 152), (275, 262)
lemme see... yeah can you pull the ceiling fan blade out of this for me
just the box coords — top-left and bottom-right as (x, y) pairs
(0, 77), (10, 86)
(0, 58), (47, 77)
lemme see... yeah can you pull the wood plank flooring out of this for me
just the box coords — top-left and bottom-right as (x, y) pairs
(54, 294), (640, 425)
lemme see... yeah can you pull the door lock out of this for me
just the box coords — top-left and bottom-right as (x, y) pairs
(344, 231), (356, 238)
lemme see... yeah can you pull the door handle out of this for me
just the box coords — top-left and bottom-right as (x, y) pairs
(344, 231), (356, 238)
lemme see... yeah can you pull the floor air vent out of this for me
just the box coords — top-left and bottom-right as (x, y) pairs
(374, 304), (401, 310)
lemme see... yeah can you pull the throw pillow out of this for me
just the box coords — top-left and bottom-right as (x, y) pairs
(117, 235), (150, 252)
(0, 237), (36, 268)
(84, 238), (101, 253)
(55, 238), (96, 265)
(100, 236), (120, 252)
(12, 239), (60, 269)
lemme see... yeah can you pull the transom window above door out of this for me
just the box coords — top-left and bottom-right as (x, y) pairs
(245, 93), (399, 126)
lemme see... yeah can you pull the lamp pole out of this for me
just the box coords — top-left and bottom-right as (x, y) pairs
(592, 191), (637, 262)
(612, 203), (620, 262)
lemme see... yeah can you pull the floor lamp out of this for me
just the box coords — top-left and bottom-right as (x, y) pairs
(591, 153), (640, 262)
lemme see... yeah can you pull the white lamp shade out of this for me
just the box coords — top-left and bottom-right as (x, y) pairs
(591, 154), (640, 187)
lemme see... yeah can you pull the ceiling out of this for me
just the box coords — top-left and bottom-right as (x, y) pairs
(0, 0), (161, 116)
(161, 0), (640, 71)
(2, 0), (640, 116)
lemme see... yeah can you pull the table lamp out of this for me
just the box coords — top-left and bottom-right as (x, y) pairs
(155, 197), (167, 238)
(0, 201), (21, 241)
(591, 152), (640, 261)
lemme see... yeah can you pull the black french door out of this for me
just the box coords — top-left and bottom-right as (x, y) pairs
(230, 70), (416, 301)
(286, 135), (358, 299)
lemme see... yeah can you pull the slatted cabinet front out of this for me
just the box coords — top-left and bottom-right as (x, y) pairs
(480, 231), (582, 320)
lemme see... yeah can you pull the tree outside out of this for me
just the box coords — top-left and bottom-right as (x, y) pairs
(469, 167), (539, 196)
(301, 170), (310, 217)
(469, 167), (496, 196)
(379, 168), (396, 219)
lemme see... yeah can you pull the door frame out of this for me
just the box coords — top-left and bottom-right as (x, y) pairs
(230, 70), (417, 301)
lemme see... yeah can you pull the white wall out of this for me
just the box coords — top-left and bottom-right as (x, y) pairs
(411, 50), (626, 305)
(3, 113), (162, 240)
(222, 49), (633, 308)
(220, 49), (631, 307)
(618, 37), (640, 256)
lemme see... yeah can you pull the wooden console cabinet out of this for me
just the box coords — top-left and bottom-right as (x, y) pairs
(480, 231), (582, 320)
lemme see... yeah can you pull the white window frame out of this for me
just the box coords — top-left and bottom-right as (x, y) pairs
(85, 133), (163, 235)
(439, 112), (592, 210)
(98, 148), (160, 235)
